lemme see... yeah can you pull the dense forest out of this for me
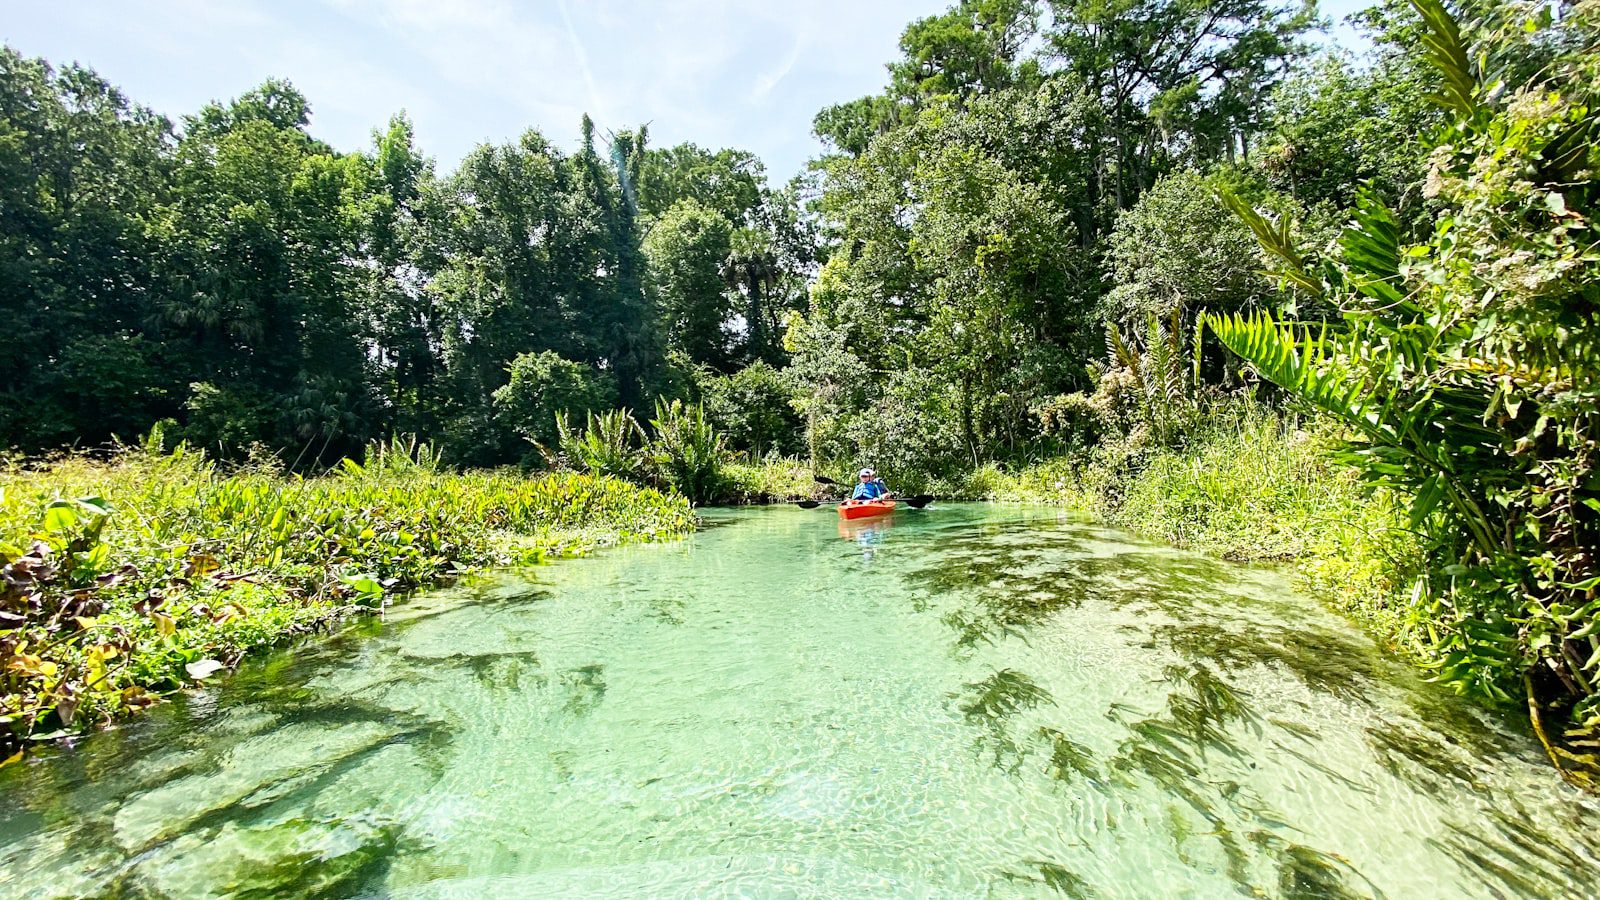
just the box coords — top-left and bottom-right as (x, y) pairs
(5, 0), (1383, 472)
(0, 60), (816, 468)
(3, 0), (1597, 777)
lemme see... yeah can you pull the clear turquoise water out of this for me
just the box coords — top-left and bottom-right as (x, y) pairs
(2, 504), (1597, 897)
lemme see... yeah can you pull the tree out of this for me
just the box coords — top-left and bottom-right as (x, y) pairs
(801, 88), (1093, 476)
(151, 80), (375, 459)
(636, 142), (764, 224)
(644, 199), (735, 369)
(425, 123), (659, 464)
(359, 114), (444, 437)
(697, 361), (803, 457)
(1104, 169), (1272, 327)
(492, 351), (617, 448)
(723, 227), (783, 366)
(812, 95), (903, 157)
(0, 49), (174, 450)
(571, 117), (660, 409)
(813, 0), (1041, 155)
(888, 0), (1041, 100)
(1255, 53), (1441, 224)
(1044, 0), (1315, 206)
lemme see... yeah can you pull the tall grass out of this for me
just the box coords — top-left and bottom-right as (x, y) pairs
(721, 455), (815, 503)
(993, 405), (1424, 652)
(0, 438), (694, 757)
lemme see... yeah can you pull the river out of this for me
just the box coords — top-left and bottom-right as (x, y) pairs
(2, 504), (1597, 897)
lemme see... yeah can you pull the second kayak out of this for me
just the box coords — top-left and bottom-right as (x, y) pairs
(838, 498), (896, 520)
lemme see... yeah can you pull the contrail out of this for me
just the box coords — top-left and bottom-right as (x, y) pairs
(753, 34), (806, 102)
(556, 0), (606, 124)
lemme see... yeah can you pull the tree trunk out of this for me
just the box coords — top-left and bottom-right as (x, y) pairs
(961, 371), (979, 467)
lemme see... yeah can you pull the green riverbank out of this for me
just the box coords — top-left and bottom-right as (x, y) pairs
(728, 411), (1418, 660)
(985, 413), (1425, 667)
(0, 440), (695, 758)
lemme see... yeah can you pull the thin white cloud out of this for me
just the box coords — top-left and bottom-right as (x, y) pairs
(751, 32), (807, 103)
(5, 0), (937, 178)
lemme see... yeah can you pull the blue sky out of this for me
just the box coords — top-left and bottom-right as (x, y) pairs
(5, 0), (1375, 183)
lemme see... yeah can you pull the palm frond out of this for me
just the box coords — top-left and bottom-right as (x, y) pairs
(1216, 190), (1324, 298)
(1410, 0), (1480, 118)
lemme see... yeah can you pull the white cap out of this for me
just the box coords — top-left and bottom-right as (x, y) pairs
(859, 468), (874, 477)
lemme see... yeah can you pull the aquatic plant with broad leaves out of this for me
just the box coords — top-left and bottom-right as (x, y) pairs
(0, 436), (694, 758)
(1209, 0), (1599, 784)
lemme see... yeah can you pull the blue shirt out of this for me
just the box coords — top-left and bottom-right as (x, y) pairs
(850, 479), (888, 500)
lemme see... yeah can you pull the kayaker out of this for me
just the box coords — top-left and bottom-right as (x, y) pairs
(850, 468), (891, 500)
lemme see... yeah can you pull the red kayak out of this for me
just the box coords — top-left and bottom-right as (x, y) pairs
(838, 498), (896, 520)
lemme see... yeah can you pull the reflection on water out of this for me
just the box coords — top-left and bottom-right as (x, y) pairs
(1, 504), (1597, 898)
(838, 512), (894, 563)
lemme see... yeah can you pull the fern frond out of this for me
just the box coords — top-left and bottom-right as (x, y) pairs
(1191, 314), (1205, 390)
(1338, 189), (1416, 313)
(1145, 315), (1171, 407)
(1165, 308), (1188, 405)
(1107, 325), (1142, 385)
(1205, 312), (1369, 429)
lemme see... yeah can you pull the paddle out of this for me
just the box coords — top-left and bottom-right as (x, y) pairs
(795, 494), (934, 510)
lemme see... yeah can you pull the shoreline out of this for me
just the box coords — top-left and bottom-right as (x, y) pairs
(0, 446), (695, 760)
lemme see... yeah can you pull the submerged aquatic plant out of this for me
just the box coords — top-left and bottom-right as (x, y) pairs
(1000, 858), (1094, 898)
(958, 669), (1055, 724)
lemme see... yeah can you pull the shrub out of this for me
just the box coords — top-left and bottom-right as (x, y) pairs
(492, 351), (618, 448)
(1032, 392), (1105, 450)
(557, 409), (647, 481)
(180, 382), (277, 458)
(1104, 168), (1273, 327)
(647, 400), (726, 504)
(844, 368), (970, 493)
(697, 362), (804, 457)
